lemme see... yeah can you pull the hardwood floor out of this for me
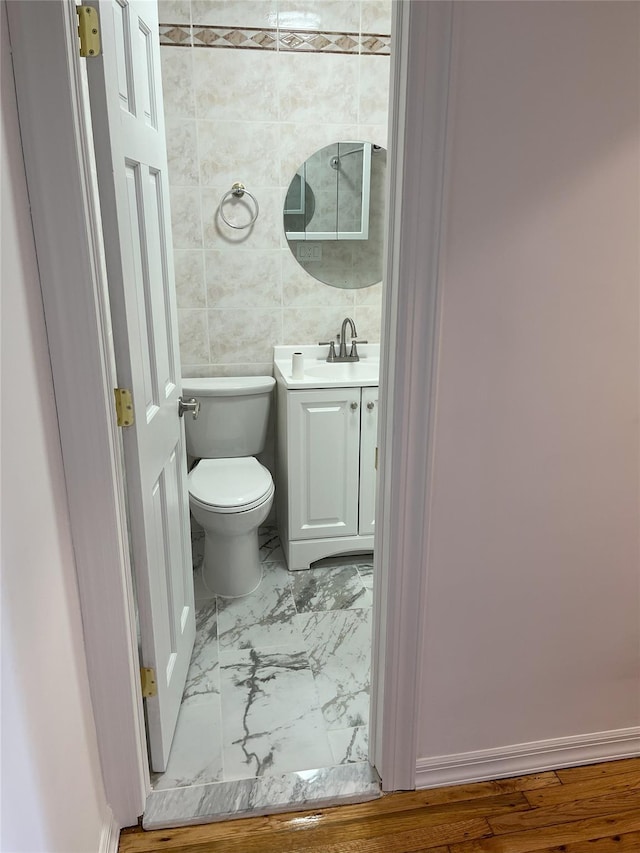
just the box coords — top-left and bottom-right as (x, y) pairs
(119, 757), (640, 853)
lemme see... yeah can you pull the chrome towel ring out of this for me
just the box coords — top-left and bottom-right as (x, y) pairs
(218, 182), (260, 230)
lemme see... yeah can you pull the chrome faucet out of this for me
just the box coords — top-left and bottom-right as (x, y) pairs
(319, 317), (368, 362)
(338, 317), (357, 358)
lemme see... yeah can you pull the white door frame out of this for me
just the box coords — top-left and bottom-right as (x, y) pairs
(8, 0), (453, 825)
(7, 0), (150, 823)
(372, 0), (453, 789)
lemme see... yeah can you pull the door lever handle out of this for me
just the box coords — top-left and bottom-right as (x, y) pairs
(178, 397), (200, 419)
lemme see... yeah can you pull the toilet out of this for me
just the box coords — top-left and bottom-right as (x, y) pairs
(181, 376), (275, 598)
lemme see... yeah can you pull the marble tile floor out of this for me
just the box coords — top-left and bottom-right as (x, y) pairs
(146, 527), (376, 826)
(144, 762), (380, 830)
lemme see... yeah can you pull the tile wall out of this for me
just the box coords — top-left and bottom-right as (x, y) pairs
(158, 0), (391, 377)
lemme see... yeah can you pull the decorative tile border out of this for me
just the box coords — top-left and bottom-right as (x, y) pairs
(159, 24), (391, 55)
(160, 23), (192, 47)
(193, 26), (277, 50)
(360, 33), (391, 55)
(279, 29), (360, 54)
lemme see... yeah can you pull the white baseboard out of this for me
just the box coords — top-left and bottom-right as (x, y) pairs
(415, 726), (640, 789)
(99, 807), (120, 853)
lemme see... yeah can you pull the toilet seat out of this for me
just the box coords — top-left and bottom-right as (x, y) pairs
(188, 458), (274, 514)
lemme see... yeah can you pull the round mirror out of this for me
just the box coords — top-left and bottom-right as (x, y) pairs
(283, 141), (387, 290)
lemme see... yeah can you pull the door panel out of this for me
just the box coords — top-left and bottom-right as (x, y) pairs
(288, 389), (361, 539)
(87, 0), (195, 772)
(359, 386), (378, 535)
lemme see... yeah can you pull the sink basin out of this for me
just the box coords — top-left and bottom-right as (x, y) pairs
(273, 344), (380, 388)
(304, 361), (379, 382)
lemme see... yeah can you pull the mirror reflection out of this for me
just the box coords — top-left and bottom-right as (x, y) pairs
(283, 141), (387, 290)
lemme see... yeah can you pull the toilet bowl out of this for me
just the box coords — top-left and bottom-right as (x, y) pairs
(181, 375), (276, 598)
(188, 457), (275, 597)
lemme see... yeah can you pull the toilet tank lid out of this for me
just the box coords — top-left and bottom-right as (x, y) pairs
(181, 376), (275, 397)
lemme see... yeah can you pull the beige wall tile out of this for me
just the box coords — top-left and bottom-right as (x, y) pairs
(178, 309), (210, 363)
(207, 363), (274, 376)
(356, 123), (388, 149)
(355, 281), (383, 306)
(206, 249), (282, 308)
(191, 0), (278, 28)
(170, 187), (203, 248)
(181, 362), (276, 378)
(208, 309), (282, 362)
(193, 48), (278, 121)
(158, 0), (191, 24)
(161, 48), (195, 118)
(360, 0), (392, 34)
(278, 0), (360, 33)
(282, 306), (354, 345)
(175, 250), (206, 308)
(181, 364), (216, 378)
(358, 56), (390, 125)
(198, 120), (280, 187)
(354, 304), (381, 342)
(166, 117), (199, 186)
(278, 53), (358, 125)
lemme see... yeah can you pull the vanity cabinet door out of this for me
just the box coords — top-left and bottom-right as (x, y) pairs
(288, 389), (361, 540)
(359, 386), (378, 536)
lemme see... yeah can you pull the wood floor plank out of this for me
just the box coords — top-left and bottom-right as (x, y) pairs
(449, 810), (640, 853)
(525, 770), (640, 808)
(542, 831), (640, 852)
(119, 792), (526, 853)
(118, 760), (640, 853)
(119, 801), (419, 853)
(198, 815), (489, 853)
(489, 789), (640, 834)
(417, 773), (560, 807)
(555, 758), (640, 784)
(133, 840), (453, 853)
(120, 774), (557, 853)
(135, 816), (489, 853)
(272, 838), (452, 853)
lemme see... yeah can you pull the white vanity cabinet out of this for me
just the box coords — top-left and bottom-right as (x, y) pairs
(276, 382), (378, 570)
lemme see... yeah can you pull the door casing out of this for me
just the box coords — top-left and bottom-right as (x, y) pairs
(7, 0), (453, 826)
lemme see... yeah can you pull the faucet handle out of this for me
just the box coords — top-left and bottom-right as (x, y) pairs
(318, 341), (337, 361)
(349, 339), (368, 360)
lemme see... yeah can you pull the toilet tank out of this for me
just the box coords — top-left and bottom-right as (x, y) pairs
(181, 376), (275, 459)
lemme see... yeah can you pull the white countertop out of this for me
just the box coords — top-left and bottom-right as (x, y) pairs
(273, 344), (380, 389)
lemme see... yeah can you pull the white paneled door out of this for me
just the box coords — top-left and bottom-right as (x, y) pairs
(86, 0), (195, 772)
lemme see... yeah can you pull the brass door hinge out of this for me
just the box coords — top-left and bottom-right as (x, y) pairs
(140, 667), (157, 698)
(114, 388), (134, 427)
(77, 6), (101, 58)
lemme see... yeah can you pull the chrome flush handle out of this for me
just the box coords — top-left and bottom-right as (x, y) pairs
(178, 397), (200, 419)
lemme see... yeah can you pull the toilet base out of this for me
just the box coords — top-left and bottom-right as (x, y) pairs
(202, 527), (263, 598)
